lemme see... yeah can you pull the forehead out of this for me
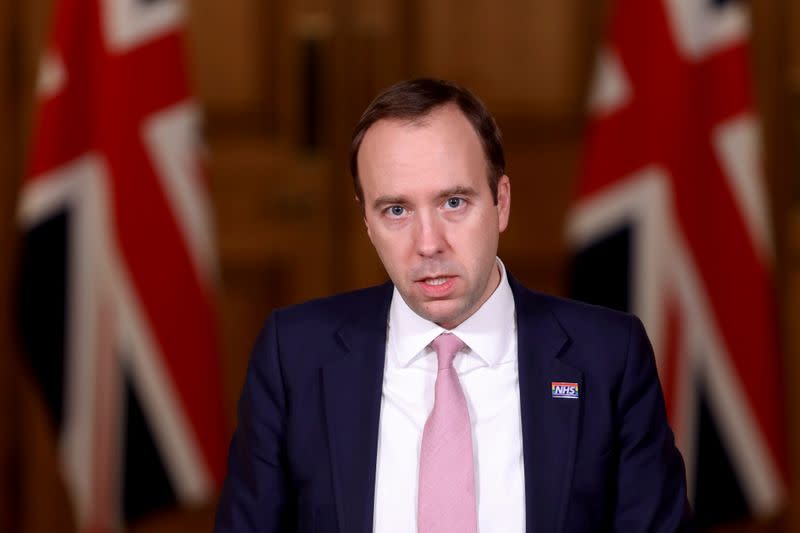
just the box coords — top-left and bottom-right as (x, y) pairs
(357, 105), (488, 197)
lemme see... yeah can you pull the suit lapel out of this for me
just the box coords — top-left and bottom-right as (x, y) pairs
(511, 277), (582, 533)
(321, 283), (393, 533)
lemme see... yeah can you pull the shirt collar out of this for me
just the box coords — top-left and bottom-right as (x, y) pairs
(388, 258), (516, 368)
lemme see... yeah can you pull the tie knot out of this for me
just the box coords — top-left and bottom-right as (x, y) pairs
(431, 333), (466, 369)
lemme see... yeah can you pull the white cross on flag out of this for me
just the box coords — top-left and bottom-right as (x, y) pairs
(568, 0), (786, 526)
(16, 0), (227, 531)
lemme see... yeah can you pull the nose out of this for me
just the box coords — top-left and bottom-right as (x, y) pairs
(414, 210), (446, 257)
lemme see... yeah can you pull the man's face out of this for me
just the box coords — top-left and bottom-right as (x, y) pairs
(358, 104), (511, 329)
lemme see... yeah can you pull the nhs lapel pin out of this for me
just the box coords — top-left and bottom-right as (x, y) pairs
(551, 381), (579, 399)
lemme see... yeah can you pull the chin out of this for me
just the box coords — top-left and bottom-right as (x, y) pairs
(418, 304), (463, 328)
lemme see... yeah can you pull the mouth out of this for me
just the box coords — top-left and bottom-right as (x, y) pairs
(415, 275), (457, 297)
(422, 276), (449, 286)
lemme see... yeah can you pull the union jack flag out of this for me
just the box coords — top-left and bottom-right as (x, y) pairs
(16, 0), (227, 531)
(568, 0), (786, 527)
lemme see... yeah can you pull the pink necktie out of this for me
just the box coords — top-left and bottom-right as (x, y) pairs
(418, 333), (478, 533)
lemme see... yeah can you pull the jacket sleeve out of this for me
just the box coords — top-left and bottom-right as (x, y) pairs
(613, 315), (693, 532)
(215, 312), (294, 532)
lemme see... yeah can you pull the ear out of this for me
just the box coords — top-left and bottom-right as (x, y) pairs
(359, 198), (373, 241)
(496, 175), (511, 232)
(365, 218), (373, 241)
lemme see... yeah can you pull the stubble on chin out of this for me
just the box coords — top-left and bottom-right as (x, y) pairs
(415, 298), (470, 330)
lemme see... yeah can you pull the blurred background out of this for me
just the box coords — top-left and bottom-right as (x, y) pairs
(1, 0), (799, 531)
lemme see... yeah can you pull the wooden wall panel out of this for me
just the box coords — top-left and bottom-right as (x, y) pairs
(188, 1), (273, 117)
(348, 0), (421, 90)
(0, 0), (20, 530)
(780, 0), (800, 527)
(785, 211), (800, 533)
(6, 0), (81, 530)
(416, 0), (586, 116)
(499, 123), (584, 295)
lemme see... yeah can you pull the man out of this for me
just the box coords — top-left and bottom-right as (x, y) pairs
(215, 79), (691, 532)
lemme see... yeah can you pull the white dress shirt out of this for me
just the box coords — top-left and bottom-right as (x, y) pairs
(373, 259), (525, 533)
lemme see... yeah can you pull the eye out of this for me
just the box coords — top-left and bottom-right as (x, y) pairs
(386, 205), (406, 218)
(444, 197), (464, 209)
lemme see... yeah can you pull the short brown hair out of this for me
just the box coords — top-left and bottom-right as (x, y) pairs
(349, 78), (505, 206)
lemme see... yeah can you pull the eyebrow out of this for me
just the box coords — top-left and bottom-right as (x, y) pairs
(372, 195), (408, 210)
(372, 186), (479, 211)
(435, 186), (478, 200)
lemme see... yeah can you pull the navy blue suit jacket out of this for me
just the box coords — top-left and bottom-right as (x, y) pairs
(215, 275), (691, 532)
